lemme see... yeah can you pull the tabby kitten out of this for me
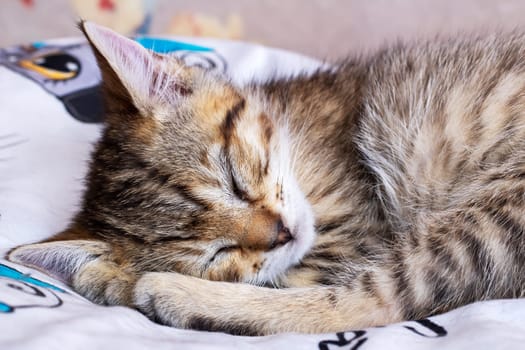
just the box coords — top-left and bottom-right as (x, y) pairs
(8, 22), (525, 335)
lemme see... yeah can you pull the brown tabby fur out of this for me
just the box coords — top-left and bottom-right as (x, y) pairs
(7, 22), (525, 335)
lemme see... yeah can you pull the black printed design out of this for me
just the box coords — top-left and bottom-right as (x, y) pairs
(319, 331), (367, 350)
(318, 319), (447, 349)
(0, 43), (104, 123)
(0, 281), (63, 313)
(176, 50), (228, 73)
(403, 319), (447, 337)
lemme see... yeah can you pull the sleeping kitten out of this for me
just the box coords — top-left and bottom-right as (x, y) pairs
(8, 21), (525, 335)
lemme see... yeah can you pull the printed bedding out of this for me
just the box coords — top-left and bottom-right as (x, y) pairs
(0, 36), (524, 350)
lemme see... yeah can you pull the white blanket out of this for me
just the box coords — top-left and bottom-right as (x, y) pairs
(0, 36), (524, 350)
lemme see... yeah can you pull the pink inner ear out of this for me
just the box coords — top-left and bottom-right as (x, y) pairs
(83, 21), (187, 105)
(83, 21), (149, 61)
(83, 21), (156, 93)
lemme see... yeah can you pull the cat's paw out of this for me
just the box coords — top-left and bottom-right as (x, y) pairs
(73, 259), (138, 306)
(133, 272), (263, 335)
(133, 272), (205, 328)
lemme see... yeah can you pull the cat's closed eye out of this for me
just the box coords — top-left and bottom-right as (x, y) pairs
(230, 173), (250, 202)
(209, 245), (240, 264)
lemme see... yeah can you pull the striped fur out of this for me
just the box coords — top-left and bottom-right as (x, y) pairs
(7, 22), (525, 335)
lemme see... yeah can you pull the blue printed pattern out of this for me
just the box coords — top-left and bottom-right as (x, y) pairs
(0, 264), (65, 314)
(0, 265), (64, 292)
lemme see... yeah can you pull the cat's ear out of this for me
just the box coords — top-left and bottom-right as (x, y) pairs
(7, 240), (110, 284)
(80, 21), (189, 114)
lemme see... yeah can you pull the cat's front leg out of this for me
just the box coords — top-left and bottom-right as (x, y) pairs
(133, 272), (402, 335)
(72, 258), (138, 306)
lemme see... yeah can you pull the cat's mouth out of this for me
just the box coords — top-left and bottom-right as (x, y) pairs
(269, 221), (294, 250)
(254, 206), (315, 283)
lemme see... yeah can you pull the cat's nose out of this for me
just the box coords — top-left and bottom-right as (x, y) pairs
(238, 210), (293, 250)
(272, 219), (293, 248)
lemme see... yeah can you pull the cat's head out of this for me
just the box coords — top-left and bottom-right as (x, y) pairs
(8, 22), (315, 285)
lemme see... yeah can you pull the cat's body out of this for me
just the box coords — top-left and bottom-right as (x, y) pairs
(7, 22), (525, 335)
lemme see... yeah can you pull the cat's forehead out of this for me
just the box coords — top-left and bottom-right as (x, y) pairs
(172, 84), (270, 144)
(192, 80), (246, 130)
(116, 78), (273, 166)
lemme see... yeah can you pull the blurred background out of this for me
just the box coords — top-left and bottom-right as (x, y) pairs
(1, 0), (525, 60)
